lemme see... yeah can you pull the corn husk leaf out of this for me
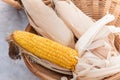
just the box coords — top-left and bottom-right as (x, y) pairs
(75, 14), (115, 56)
(22, 50), (72, 75)
(74, 51), (120, 80)
(95, 26), (120, 40)
(76, 64), (120, 80)
(89, 33), (119, 59)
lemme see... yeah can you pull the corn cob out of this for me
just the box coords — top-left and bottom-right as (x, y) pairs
(11, 31), (78, 70)
(53, 0), (94, 38)
(21, 0), (75, 48)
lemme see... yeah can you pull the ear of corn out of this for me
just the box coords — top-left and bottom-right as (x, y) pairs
(53, 0), (94, 38)
(12, 31), (78, 70)
(21, 0), (75, 47)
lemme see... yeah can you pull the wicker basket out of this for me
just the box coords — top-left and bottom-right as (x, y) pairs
(6, 0), (120, 80)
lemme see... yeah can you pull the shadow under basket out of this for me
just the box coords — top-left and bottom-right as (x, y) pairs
(9, 0), (120, 80)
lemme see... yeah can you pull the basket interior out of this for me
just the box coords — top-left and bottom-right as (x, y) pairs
(73, 0), (120, 27)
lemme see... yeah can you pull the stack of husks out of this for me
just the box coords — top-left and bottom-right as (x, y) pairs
(6, 0), (120, 80)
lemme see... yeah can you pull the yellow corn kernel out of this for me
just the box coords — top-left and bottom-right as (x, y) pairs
(12, 31), (78, 70)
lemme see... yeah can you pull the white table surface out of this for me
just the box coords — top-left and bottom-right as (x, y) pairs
(0, 1), (39, 80)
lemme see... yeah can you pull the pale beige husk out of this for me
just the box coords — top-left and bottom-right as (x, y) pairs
(73, 14), (120, 80)
(90, 33), (119, 59)
(52, 0), (94, 38)
(75, 14), (115, 56)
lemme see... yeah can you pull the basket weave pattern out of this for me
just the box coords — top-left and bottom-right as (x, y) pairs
(73, 0), (120, 27)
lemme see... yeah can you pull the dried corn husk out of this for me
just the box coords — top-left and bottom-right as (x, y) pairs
(22, 50), (72, 75)
(21, 0), (75, 47)
(74, 52), (106, 73)
(75, 14), (115, 56)
(53, 0), (94, 38)
(88, 34), (119, 59)
(95, 26), (120, 40)
(73, 28), (120, 80)
(77, 64), (120, 80)
(73, 51), (120, 80)
(72, 14), (120, 80)
(88, 26), (120, 59)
